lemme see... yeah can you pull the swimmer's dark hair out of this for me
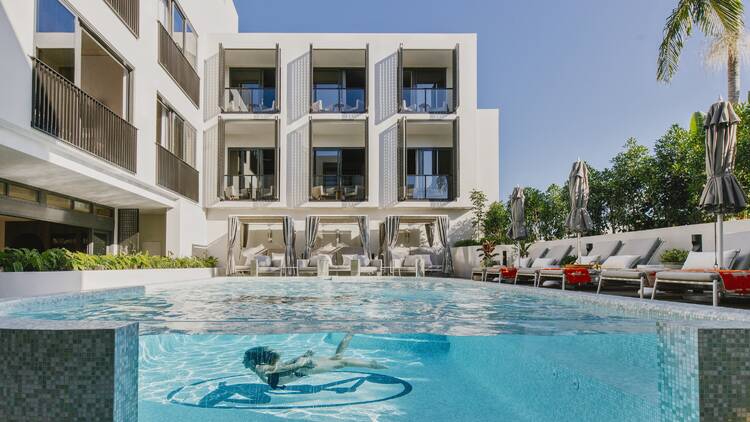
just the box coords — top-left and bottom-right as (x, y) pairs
(243, 346), (280, 368)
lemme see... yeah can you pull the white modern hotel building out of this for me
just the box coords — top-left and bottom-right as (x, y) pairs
(0, 0), (498, 270)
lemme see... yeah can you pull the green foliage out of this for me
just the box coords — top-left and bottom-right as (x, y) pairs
(469, 189), (488, 240)
(660, 248), (690, 264)
(483, 201), (511, 244)
(559, 255), (577, 266)
(0, 248), (217, 272)
(454, 239), (483, 247)
(604, 138), (658, 232)
(476, 240), (499, 267)
(516, 240), (531, 258)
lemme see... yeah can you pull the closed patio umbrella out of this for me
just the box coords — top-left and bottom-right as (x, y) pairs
(699, 99), (746, 269)
(565, 159), (593, 258)
(506, 186), (528, 241)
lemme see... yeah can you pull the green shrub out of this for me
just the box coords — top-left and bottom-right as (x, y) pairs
(559, 255), (577, 266)
(0, 248), (217, 272)
(454, 239), (483, 247)
(660, 248), (689, 264)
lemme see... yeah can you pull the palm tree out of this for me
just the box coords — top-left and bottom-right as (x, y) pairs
(657, 0), (745, 103)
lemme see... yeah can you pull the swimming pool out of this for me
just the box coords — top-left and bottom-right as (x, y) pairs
(1, 277), (743, 421)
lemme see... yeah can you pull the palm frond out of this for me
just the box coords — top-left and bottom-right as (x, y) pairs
(709, 0), (745, 36)
(657, 0), (698, 82)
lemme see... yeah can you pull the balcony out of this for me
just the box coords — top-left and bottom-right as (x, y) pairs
(405, 174), (453, 200)
(158, 23), (200, 106)
(220, 47), (279, 114)
(223, 175), (276, 200)
(402, 88), (454, 113)
(309, 120), (368, 202)
(312, 87), (365, 113)
(156, 144), (199, 201)
(399, 47), (459, 113)
(31, 57), (137, 172)
(103, 0), (139, 36)
(310, 47), (368, 114)
(223, 87), (277, 113)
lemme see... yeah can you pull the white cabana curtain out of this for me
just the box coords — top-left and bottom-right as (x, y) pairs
(282, 216), (296, 268)
(303, 216), (320, 258)
(357, 216), (371, 258)
(436, 216), (453, 274)
(425, 223), (435, 247)
(383, 216), (400, 266)
(226, 216), (240, 275)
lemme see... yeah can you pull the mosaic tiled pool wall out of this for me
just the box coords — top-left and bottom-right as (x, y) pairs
(0, 319), (139, 422)
(657, 321), (750, 422)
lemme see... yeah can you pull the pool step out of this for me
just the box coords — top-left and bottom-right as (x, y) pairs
(324, 333), (451, 355)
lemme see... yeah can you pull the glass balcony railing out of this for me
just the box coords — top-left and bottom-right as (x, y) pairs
(310, 175), (366, 201)
(222, 175), (276, 201)
(312, 87), (365, 113)
(402, 88), (454, 113)
(223, 88), (277, 113)
(406, 174), (452, 200)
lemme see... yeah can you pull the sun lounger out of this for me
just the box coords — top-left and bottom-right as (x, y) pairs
(594, 237), (663, 297)
(652, 247), (746, 306)
(514, 244), (573, 286)
(538, 240), (622, 288)
(472, 245), (548, 282)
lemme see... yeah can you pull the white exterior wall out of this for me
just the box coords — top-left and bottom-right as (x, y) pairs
(0, 2), (500, 262)
(202, 33), (500, 266)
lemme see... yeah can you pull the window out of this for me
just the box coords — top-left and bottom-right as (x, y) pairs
(156, 98), (196, 167)
(312, 69), (366, 112)
(8, 185), (39, 202)
(0, 181), (6, 195)
(36, 0), (75, 33)
(160, 0), (198, 68)
(311, 148), (366, 201)
(73, 200), (92, 213)
(403, 69), (447, 89)
(406, 148), (453, 200)
(47, 194), (72, 210)
(95, 206), (114, 218)
(228, 148), (275, 177)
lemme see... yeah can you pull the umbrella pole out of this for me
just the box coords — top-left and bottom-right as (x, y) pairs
(716, 213), (724, 269)
(577, 233), (581, 259)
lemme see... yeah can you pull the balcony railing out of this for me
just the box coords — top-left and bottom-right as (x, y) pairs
(223, 88), (277, 113)
(103, 0), (139, 36)
(158, 23), (200, 106)
(312, 88), (365, 113)
(405, 174), (453, 200)
(402, 88), (454, 113)
(222, 175), (276, 201)
(156, 144), (199, 201)
(31, 57), (137, 173)
(311, 175), (366, 201)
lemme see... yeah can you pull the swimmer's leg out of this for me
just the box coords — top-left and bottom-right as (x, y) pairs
(333, 333), (354, 359)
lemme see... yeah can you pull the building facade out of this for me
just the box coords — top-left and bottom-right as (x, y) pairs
(0, 0), (498, 269)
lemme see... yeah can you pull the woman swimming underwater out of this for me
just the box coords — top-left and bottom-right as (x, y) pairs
(243, 334), (387, 389)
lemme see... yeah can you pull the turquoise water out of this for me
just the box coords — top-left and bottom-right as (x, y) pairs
(4, 278), (665, 421)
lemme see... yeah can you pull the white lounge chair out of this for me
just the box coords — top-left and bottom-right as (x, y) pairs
(595, 237), (663, 297)
(514, 244), (573, 286)
(537, 240), (622, 288)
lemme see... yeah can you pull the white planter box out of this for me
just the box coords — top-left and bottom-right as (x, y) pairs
(0, 268), (217, 298)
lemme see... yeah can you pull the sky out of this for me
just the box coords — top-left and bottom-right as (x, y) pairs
(232, 0), (750, 199)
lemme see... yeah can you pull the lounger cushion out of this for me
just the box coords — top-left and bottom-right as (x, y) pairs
(539, 268), (564, 276)
(516, 267), (539, 277)
(587, 240), (622, 261)
(600, 269), (644, 280)
(531, 258), (558, 268)
(601, 255), (641, 269)
(256, 256), (272, 267)
(656, 271), (721, 283)
(392, 258), (404, 268)
(342, 254), (370, 267)
(271, 253), (285, 267)
(617, 238), (661, 265)
(682, 250), (738, 270)
(519, 257), (532, 268)
(577, 255), (600, 265)
(309, 254), (332, 267)
(240, 245), (267, 265)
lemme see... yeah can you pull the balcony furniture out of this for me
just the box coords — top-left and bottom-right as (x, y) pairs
(223, 185), (240, 201)
(227, 89), (249, 112)
(343, 186), (362, 201)
(259, 100), (277, 113)
(312, 100), (324, 113)
(342, 100), (363, 113)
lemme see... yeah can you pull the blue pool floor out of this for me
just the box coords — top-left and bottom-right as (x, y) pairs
(138, 332), (659, 422)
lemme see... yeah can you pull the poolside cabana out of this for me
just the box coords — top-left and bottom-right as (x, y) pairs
(226, 215), (295, 276)
(299, 215), (378, 275)
(380, 215), (453, 276)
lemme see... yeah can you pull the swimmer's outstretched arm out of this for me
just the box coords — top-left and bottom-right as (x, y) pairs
(333, 333), (354, 359)
(338, 358), (387, 370)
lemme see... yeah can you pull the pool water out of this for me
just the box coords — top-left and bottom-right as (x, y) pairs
(4, 278), (668, 421)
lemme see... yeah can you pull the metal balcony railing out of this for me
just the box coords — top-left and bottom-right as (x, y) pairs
(31, 57), (137, 172)
(405, 174), (453, 200)
(158, 23), (200, 106)
(401, 88), (454, 113)
(103, 0), (139, 36)
(312, 87), (365, 113)
(311, 175), (366, 201)
(222, 174), (276, 201)
(223, 87), (277, 113)
(156, 144), (199, 201)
